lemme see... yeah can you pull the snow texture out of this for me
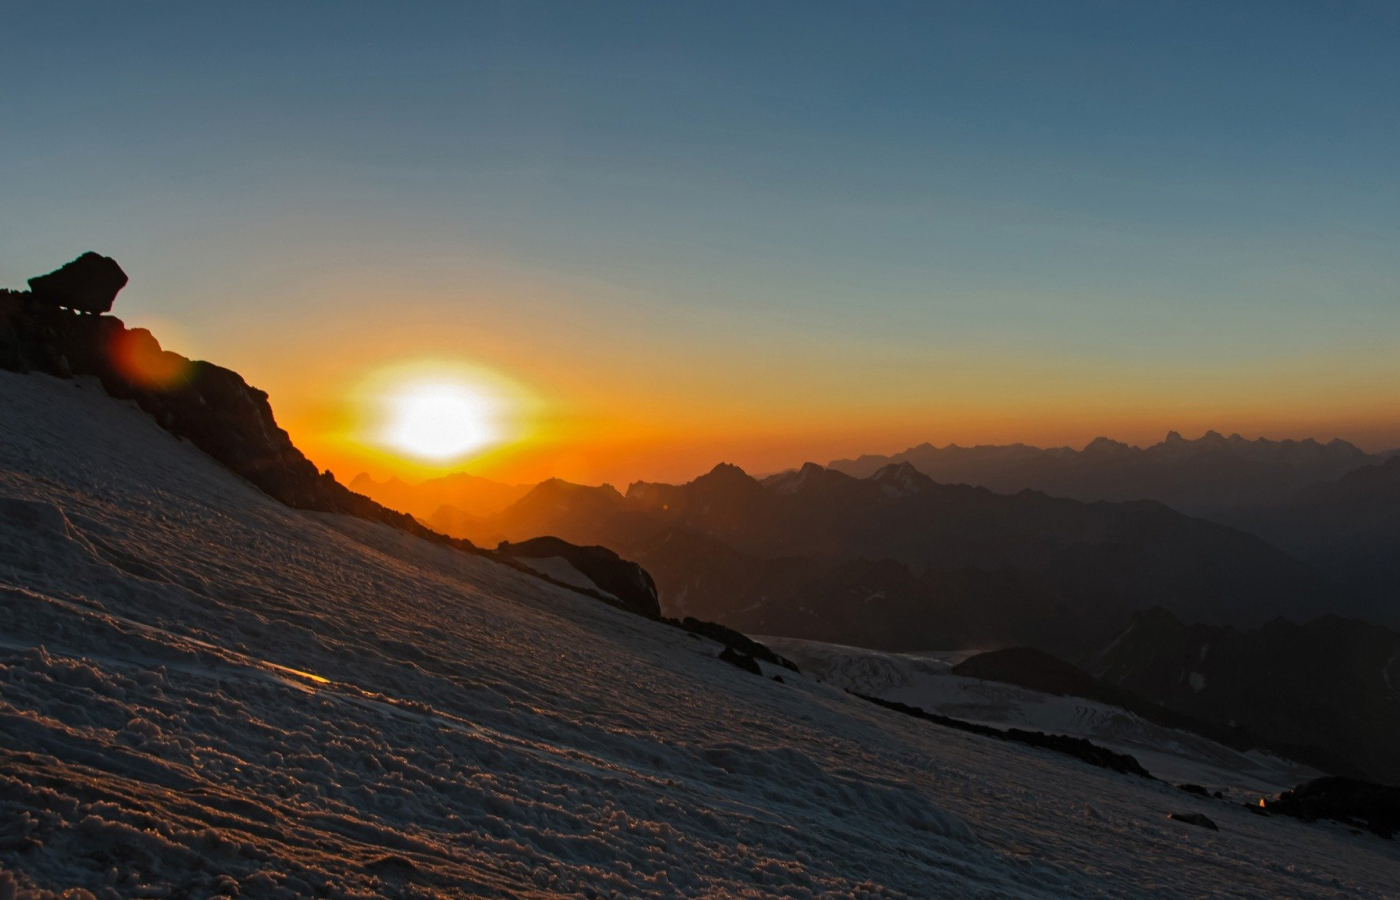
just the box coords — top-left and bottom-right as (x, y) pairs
(762, 638), (1323, 798)
(0, 371), (1397, 899)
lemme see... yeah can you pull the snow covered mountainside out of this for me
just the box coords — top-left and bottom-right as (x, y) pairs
(761, 638), (1320, 798)
(2, 370), (1398, 898)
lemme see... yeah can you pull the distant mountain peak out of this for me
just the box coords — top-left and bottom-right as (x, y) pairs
(869, 461), (927, 497)
(1083, 436), (1132, 455)
(765, 462), (827, 495)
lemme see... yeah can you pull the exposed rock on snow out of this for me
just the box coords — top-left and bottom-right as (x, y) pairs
(1167, 812), (1219, 831)
(1268, 777), (1400, 839)
(853, 692), (1155, 779)
(767, 636), (1323, 797)
(717, 645), (763, 675)
(674, 617), (799, 673)
(498, 536), (660, 619)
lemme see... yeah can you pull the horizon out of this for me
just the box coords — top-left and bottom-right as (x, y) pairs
(6, 2), (1400, 485)
(348, 425), (1400, 490)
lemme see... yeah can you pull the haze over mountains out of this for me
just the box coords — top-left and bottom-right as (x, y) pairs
(405, 461), (1346, 647)
(829, 431), (1397, 515)
(349, 471), (530, 522)
(361, 429), (1400, 632)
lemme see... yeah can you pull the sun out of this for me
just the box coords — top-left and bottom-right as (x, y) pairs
(355, 361), (532, 467)
(380, 378), (499, 462)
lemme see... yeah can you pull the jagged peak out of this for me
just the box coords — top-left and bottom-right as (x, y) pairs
(870, 460), (920, 478)
(704, 462), (750, 479)
(525, 477), (624, 500)
(869, 461), (929, 496)
(1083, 436), (1132, 454)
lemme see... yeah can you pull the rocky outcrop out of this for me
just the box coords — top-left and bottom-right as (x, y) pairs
(498, 535), (660, 619)
(717, 645), (763, 675)
(1166, 812), (1218, 831)
(672, 617), (800, 672)
(1267, 777), (1400, 839)
(1, 254), (698, 632)
(27, 252), (128, 314)
(853, 692), (1153, 779)
(1, 255), (470, 548)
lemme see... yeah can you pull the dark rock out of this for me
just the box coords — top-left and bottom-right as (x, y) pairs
(1167, 812), (1219, 831)
(1178, 784), (1210, 796)
(1266, 777), (1400, 839)
(498, 536), (660, 619)
(852, 692), (1154, 779)
(718, 645), (762, 675)
(671, 617), (800, 672)
(27, 252), (128, 314)
(772, 675), (785, 684)
(953, 646), (1279, 766)
(364, 854), (418, 878)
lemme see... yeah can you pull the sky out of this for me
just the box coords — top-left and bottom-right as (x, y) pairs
(4, 1), (1399, 485)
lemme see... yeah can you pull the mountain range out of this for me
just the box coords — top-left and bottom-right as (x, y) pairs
(360, 427), (1400, 629)
(829, 431), (1396, 515)
(409, 459), (1357, 654)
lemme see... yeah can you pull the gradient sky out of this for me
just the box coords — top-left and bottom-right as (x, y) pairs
(4, 2), (1399, 485)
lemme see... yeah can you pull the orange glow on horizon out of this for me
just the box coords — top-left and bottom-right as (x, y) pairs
(180, 285), (1399, 491)
(283, 393), (1400, 491)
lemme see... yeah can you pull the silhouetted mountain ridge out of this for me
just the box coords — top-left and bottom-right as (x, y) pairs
(829, 431), (1382, 516)
(435, 460), (1352, 654)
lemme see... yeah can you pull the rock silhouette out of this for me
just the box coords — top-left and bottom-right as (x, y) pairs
(3, 253), (477, 543)
(497, 535), (661, 619)
(1167, 812), (1219, 831)
(852, 692), (1154, 779)
(1267, 777), (1400, 839)
(27, 252), (128, 314)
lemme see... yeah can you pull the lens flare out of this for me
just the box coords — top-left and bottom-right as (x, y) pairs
(108, 328), (192, 390)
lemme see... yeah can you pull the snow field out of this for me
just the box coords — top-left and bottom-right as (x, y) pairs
(0, 371), (1396, 899)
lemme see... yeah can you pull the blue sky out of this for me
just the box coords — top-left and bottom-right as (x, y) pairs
(4, 2), (1399, 478)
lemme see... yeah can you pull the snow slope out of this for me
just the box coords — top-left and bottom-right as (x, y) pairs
(514, 556), (615, 598)
(761, 638), (1321, 797)
(0, 370), (1396, 899)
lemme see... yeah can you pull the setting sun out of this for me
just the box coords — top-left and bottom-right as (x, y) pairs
(381, 378), (498, 461)
(353, 361), (533, 467)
